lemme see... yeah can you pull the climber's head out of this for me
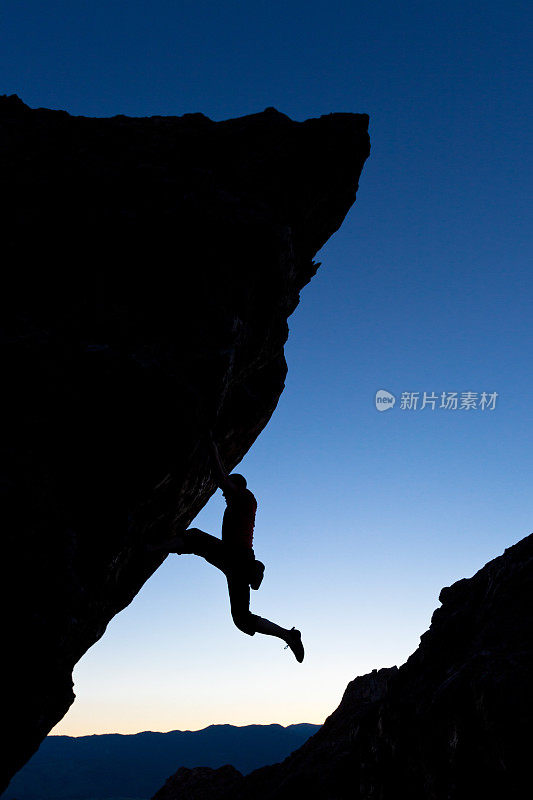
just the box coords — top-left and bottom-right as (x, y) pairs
(228, 473), (247, 491)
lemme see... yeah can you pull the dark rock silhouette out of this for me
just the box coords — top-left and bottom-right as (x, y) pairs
(0, 95), (369, 793)
(154, 766), (243, 800)
(150, 534), (533, 799)
(7, 724), (319, 800)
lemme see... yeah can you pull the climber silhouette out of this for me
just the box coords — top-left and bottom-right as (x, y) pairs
(154, 435), (304, 662)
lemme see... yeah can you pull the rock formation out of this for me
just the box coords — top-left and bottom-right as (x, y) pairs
(151, 534), (533, 799)
(0, 95), (370, 793)
(154, 766), (243, 800)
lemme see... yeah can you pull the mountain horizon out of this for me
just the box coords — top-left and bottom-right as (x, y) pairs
(6, 723), (320, 800)
(46, 721), (319, 738)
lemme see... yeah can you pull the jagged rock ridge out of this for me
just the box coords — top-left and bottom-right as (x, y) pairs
(1, 95), (370, 793)
(152, 534), (533, 799)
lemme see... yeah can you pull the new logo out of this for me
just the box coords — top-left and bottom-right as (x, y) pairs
(375, 389), (396, 411)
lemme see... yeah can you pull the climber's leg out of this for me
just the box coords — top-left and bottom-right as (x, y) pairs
(226, 574), (304, 662)
(226, 575), (256, 635)
(172, 528), (226, 571)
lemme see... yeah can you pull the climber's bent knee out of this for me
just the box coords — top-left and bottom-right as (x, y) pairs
(231, 611), (258, 637)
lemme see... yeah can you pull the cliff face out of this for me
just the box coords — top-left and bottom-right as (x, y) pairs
(0, 95), (370, 793)
(153, 534), (533, 800)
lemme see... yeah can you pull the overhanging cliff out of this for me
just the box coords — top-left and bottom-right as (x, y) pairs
(1, 95), (370, 792)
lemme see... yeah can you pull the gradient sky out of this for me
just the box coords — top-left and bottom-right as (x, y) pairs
(3, 0), (531, 735)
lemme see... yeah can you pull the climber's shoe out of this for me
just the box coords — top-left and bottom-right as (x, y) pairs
(146, 532), (188, 554)
(145, 541), (172, 553)
(285, 628), (304, 663)
(168, 532), (190, 554)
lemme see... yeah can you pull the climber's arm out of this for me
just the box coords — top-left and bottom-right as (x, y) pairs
(208, 435), (235, 494)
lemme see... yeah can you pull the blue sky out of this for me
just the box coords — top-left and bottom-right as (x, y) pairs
(3, 0), (531, 734)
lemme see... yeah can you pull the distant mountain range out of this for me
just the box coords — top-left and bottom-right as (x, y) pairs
(5, 724), (319, 800)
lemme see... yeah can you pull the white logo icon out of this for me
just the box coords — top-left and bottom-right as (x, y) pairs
(375, 389), (396, 411)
